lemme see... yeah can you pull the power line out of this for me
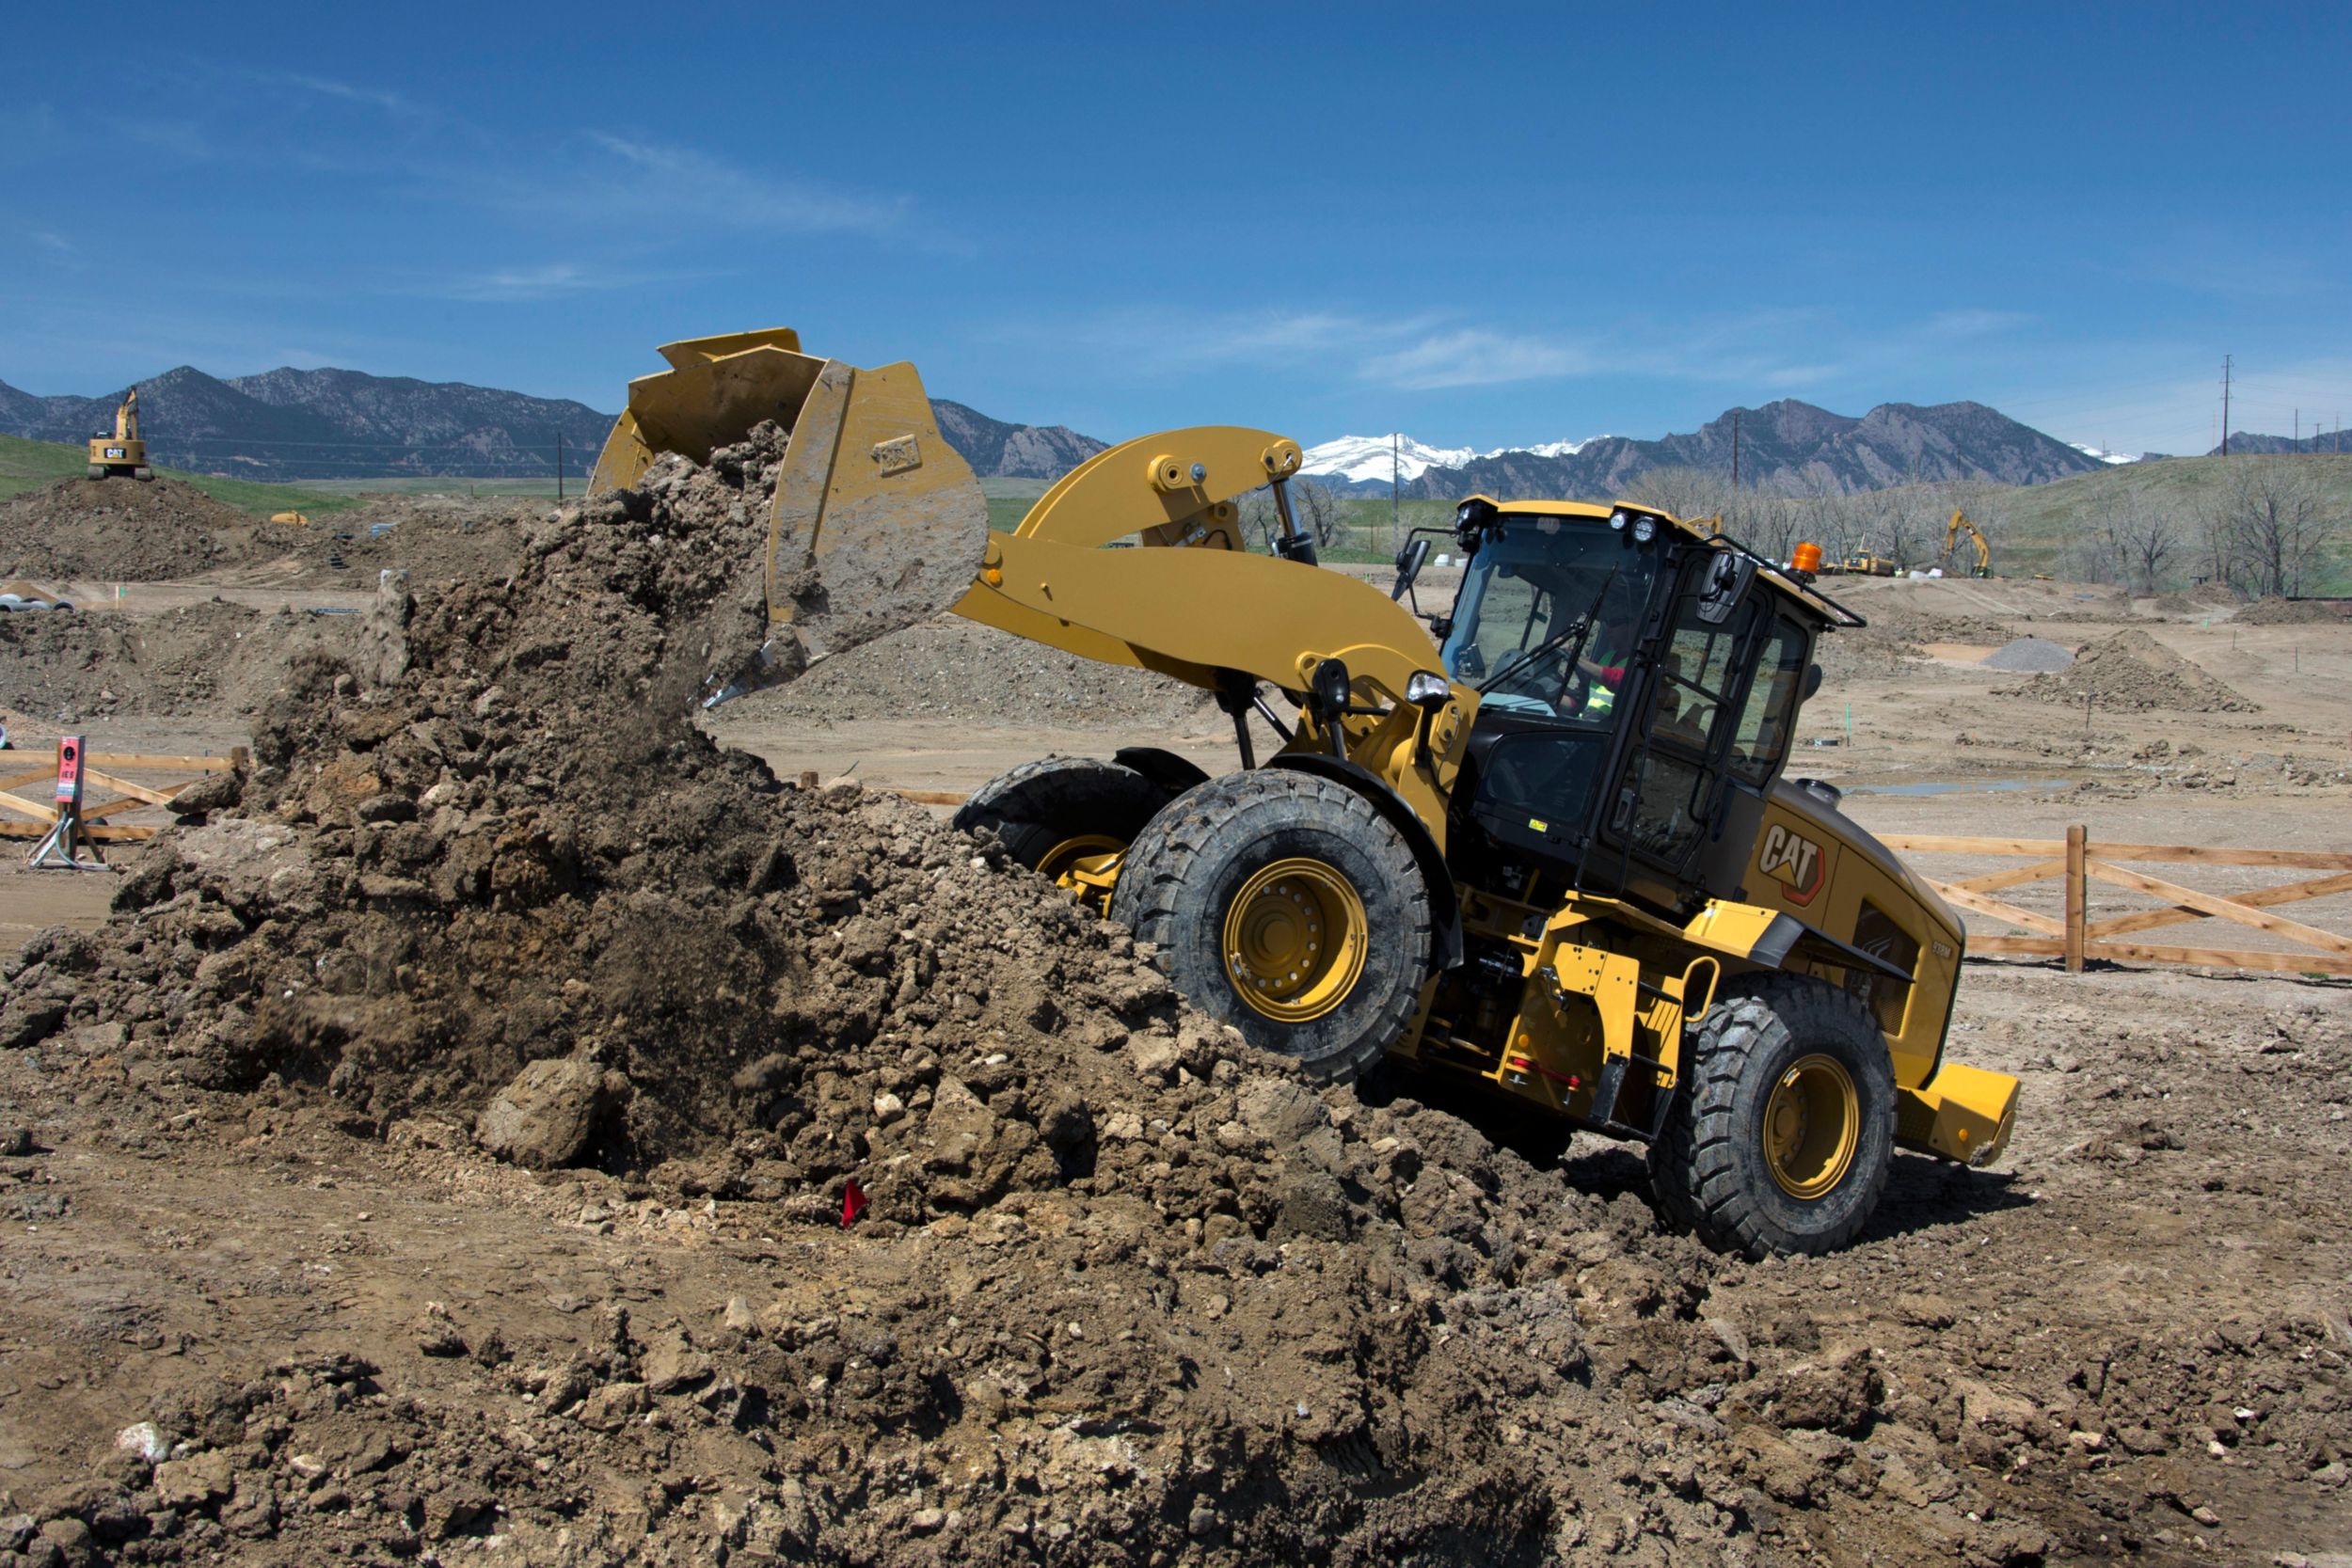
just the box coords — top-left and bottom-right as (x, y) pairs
(2220, 354), (2233, 456)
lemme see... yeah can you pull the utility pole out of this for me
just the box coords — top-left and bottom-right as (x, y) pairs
(2219, 355), (2233, 455)
(1374, 430), (1392, 552)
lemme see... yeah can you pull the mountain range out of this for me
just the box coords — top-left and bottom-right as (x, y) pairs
(1302, 399), (2119, 499)
(0, 366), (1106, 484)
(2211, 430), (2350, 456)
(8, 362), (2275, 497)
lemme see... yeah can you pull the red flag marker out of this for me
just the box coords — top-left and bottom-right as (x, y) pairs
(840, 1179), (868, 1228)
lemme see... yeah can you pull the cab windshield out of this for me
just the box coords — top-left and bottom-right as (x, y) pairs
(1442, 516), (1662, 722)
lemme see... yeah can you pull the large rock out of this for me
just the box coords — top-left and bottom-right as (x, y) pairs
(475, 1058), (628, 1169)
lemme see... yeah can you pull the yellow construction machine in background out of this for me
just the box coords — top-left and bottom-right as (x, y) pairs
(1941, 510), (1994, 577)
(595, 327), (2018, 1259)
(87, 388), (152, 482)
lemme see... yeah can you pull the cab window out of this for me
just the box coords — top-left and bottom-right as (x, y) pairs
(1730, 616), (1810, 786)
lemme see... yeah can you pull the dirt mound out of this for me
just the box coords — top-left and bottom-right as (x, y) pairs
(1902, 612), (2015, 645)
(0, 599), (358, 721)
(732, 616), (1216, 728)
(1979, 635), (2073, 673)
(2235, 595), (2349, 626)
(326, 494), (536, 582)
(1995, 627), (2259, 712)
(0, 477), (314, 580)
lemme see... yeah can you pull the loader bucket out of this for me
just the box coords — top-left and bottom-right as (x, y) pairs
(590, 329), (990, 697)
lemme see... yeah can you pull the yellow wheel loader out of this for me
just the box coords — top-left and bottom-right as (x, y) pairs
(595, 328), (2019, 1259)
(87, 388), (153, 482)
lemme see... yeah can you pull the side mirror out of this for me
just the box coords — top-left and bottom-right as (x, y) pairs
(1802, 663), (1823, 701)
(1391, 537), (1430, 601)
(1694, 552), (1756, 626)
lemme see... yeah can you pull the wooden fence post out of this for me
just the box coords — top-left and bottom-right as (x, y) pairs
(2064, 825), (2087, 974)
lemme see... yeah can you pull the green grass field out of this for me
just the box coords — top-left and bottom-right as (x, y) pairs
(301, 476), (571, 499)
(0, 434), (363, 518)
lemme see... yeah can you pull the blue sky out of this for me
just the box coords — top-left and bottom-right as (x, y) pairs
(5, 2), (2347, 456)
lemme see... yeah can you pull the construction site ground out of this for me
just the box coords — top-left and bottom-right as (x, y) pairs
(1, 477), (2348, 1567)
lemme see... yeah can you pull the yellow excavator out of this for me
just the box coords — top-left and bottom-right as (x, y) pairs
(1941, 509), (1994, 578)
(87, 388), (153, 482)
(592, 328), (2017, 1259)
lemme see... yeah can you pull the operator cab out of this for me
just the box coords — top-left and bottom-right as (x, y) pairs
(1439, 498), (1839, 918)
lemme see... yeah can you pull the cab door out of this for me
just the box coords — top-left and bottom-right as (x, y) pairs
(1590, 551), (1767, 896)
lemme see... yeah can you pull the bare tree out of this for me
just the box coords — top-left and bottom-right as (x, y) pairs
(2211, 465), (2343, 597)
(2111, 502), (2180, 594)
(1239, 478), (1344, 551)
(1626, 466), (1734, 524)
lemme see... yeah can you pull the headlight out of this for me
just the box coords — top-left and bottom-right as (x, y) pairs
(1406, 671), (1451, 707)
(1631, 515), (1658, 543)
(1608, 509), (1629, 531)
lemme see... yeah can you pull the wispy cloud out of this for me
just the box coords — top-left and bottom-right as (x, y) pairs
(30, 229), (72, 255)
(1924, 309), (2034, 338)
(571, 134), (909, 235)
(1360, 328), (1591, 390)
(259, 71), (430, 119)
(421, 261), (717, 303)
(119, 119), (214, 162)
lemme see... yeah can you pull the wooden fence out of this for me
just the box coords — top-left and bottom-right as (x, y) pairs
(1882, 829), (2352, 977)
(0, 750), (246, 846)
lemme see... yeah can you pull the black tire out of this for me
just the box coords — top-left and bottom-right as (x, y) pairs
(1651, 974), (1896, 1259)
(953, 756), (1172, 878)
(1110, 770), (1430, 1083)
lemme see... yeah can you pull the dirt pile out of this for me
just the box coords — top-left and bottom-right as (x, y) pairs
(2235, 596), (2349, 626)
(1995, 628), (2259, 712)
(1979, 635), (2073, 673)
(0, 477), (313, 581)
(730, 617), (1216, 729)
(326, 494), (536, 583)
(1900, 612), (2016, 645)
(0, 599), (357, 721)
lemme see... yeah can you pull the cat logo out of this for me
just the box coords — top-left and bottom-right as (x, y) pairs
(1758, 823), (1827, 906)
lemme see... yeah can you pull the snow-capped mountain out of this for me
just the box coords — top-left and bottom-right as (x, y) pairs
(2066, 440), (2143, 467)
(1302, 432), (1609, 485)
(1300, 434), (1475, 484)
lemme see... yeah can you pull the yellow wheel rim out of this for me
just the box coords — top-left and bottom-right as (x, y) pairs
(1220, 857), (1368, 1023)
(1037, 833), (1124, 885)
(1763, 1053), (1860, 1200)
